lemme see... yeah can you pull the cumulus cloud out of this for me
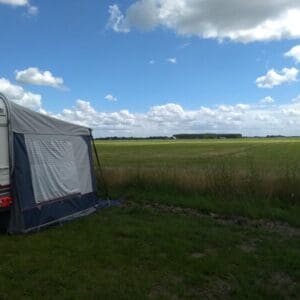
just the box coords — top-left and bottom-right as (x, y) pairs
(108, 0), (300, 42)
(50, 100), (136, 132)
(166, 57), (177, 64)
(285, 45), (300, 63)
(104, 94), (118, 102)
(255, 67), (298, 88)
(0, 78), (41, 109)
(15, 67), (64, 89)
(260, 96), (275, 104)
(43, 97), (300, 137)
(0, 0), (38, 15)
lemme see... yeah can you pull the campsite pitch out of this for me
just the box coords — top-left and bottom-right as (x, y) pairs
(0, 138), (299, 299)
(0, 205), (298, 299)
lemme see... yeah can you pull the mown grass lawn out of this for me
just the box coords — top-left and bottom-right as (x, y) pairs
(0, 207), (299, 299)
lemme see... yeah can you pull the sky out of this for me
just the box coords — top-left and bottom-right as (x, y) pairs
(1, 0), (300, 136)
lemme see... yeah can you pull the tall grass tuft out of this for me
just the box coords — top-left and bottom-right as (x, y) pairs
(97, 160), (300, 203)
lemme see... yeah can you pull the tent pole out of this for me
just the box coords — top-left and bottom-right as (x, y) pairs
(90, 131), (110, 202)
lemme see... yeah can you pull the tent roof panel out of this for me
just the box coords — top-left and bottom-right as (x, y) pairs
(8, 100), (91, 136)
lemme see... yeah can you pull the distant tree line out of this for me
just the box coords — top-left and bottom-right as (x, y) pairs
(265, 135), (285, 138)
(95, 136), (171, 141)
(173, 133), (243, 139)
(95, 133), (244, 140)
(94, 134), (300, 140)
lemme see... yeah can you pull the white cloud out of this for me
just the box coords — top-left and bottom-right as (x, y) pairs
(149, 60), (155, 64)
(260, 96), (275, 104)
(15, 67), (64, 89)
(292, 95), (300, 102)
(236, 104), (250, 110)
(255, 67), (298, 88)
(0, 0), (38, 15)
(108, 1), (300, 43)
(27, 5), (38, 15)
(0, 0), (28, 5)
(50, 100), (136, 131)
(285, 45), (300, 63)
(179, 42), (191, 49)
(107, 4), (130, 33)
(104, 94), (118, 102)
(0, 78), (41, 109)
(166, 57), (177, 64)
(46, 96), (300, 137)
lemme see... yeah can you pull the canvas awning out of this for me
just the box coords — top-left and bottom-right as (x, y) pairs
(7, 101), (91, 136)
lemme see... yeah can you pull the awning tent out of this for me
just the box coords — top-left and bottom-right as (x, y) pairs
(1, 94), (99, 233)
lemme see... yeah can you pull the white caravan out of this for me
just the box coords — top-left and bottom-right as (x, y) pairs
(0, 98), (10, 195)
(0, 97), (12, 231)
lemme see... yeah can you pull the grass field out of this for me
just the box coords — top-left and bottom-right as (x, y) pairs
(97, 138), (300, 226)
(0, 138), (299, 299)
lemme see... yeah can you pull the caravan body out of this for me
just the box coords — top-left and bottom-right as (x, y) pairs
(0, 99), (11, 208)
(0, 98), (9, 187)
(0, 94), (99, 233)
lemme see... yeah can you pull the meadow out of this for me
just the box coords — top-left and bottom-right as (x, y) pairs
(97, 138), (300, 226)
(0, 138), (299, 299)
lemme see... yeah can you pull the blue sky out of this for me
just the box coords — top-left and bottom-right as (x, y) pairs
(1, 0), (300, 136)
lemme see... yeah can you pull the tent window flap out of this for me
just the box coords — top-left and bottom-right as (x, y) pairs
(25, 136), (80, 203)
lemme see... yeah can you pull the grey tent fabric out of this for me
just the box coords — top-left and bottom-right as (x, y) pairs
(8, 101), (90, 136)
(25, 135), (93, 204)
(0, 94), (99, 233)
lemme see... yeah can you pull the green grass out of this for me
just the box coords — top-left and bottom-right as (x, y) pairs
(0, 138), (299, 299)
(0, 208), (299, 299)
(96, 138), (300, 226)
(95, 138), (300, 170)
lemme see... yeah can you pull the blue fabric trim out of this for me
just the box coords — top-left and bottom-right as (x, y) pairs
(23, 192), (98, 230)
(13, 133), (36, 210)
